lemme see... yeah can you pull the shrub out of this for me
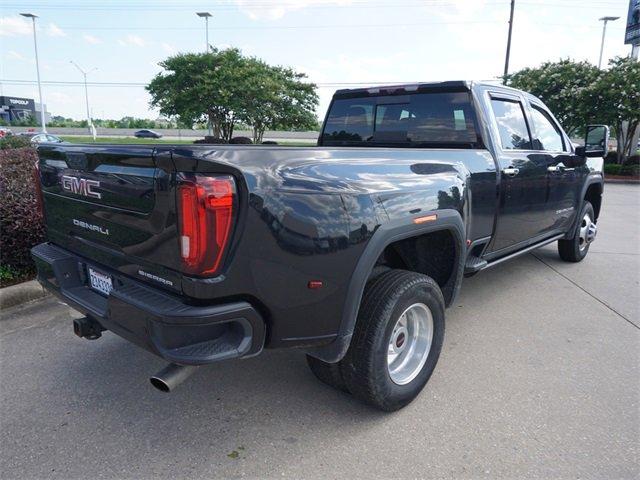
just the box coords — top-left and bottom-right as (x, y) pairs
(0, 147), (45, 275)
(0, 135), (31, 150)
(603, 163), (640, 177)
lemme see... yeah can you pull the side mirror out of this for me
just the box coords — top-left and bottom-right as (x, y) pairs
(576, 125), (610, 158)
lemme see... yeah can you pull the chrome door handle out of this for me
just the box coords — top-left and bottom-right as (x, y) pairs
(548, 165), (575, 173)
(502, 167), (520, 177)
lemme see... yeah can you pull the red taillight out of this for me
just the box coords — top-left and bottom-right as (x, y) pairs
(33, 161), (44, 218)
(177, 174), (236, 276)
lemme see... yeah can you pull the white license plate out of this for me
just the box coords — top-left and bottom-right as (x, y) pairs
(88, 267), (113, 296)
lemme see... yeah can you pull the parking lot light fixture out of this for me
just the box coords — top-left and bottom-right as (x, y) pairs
(598, 16), (620, 69)
(20, 13), (47, 133)
(70, 61), (98, 133)
(196, 12), (213, 53)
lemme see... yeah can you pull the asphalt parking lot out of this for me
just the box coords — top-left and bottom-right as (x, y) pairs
(1, 183), (638, 480)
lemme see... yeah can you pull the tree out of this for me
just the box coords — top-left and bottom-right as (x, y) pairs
(582, 57), (640, 163)
(147, 48), (318, 142)
(147, 49), (247, 140)
(505, 59), (600, 137)
(236, 59), (318, 143)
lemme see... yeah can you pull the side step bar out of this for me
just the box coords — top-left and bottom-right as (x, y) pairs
(473, 234), (564, 273)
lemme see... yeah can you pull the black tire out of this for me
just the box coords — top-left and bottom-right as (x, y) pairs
(306, 355), (349, 393)
(341, 270), (445, 411)
(558, 201), (595, 263)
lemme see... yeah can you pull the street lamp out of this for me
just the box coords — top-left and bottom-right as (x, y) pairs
(20, 13), (47, 133)
(196, 12), (213, 136)
(598, 16), (620, 69)
(70, 61), (97, 133)
(196, 12), (212, 53)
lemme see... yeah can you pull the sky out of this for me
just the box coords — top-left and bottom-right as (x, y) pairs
(0, 0), (634, 122)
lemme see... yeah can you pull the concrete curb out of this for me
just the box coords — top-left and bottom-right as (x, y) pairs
(0, 280), (49, 310)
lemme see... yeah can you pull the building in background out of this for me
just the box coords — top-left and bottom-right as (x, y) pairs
(0, 96), (51, 124)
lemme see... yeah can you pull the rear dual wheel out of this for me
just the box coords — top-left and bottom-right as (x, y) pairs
(307, 269), (445, 411)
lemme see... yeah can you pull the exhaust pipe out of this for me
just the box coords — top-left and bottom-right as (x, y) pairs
(150, 363), (198, 393)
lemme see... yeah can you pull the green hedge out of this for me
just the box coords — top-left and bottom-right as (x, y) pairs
(603, 163), (640, 177)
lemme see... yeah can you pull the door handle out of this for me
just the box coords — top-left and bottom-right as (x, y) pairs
(502, 167), (520, 177)
(548, 165), (575, 173)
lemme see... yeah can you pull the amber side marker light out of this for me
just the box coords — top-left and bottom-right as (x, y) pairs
(413, 214), (437, 224)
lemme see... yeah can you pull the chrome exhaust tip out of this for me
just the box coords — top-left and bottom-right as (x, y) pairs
(150, 363), (198, 393)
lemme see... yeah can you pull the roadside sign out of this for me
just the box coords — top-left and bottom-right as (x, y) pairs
(625, 0), (640, 45)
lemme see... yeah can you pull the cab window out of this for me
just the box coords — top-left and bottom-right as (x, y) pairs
(530, 105), (565, 152)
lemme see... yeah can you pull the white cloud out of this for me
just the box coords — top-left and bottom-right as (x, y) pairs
(83, 34), (102, 45)
(119, 34), (148, 47)
(234, 0), (353, 20)
(6, 50), (27, 61)
(0, 16), (32, 36)
(161, 42), (176, 54)
(47, 23), (67, 37)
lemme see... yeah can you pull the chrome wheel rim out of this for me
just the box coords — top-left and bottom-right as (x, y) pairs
(387, 303), (433, 386)
(578, 212), (597, 252)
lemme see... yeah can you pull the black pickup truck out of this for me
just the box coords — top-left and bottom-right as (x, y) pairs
(32, 81), (608, 411)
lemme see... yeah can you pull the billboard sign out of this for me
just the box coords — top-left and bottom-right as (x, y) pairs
(626, 0), (640, 45)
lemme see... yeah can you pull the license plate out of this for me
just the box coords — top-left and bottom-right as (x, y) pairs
(88, 267), (113, 296)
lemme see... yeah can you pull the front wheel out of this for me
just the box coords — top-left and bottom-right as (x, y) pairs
(558, 201), (596, 262)
(341, 270), (445, 411)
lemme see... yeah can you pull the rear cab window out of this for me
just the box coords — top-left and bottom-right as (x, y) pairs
(320, 90), (480, 148)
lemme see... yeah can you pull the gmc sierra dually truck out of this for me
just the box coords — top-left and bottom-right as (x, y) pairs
(32, 81), (608, 411)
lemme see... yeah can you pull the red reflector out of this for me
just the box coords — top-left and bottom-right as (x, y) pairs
(308, 280), (323, 289)
(177, 174), (235, 276)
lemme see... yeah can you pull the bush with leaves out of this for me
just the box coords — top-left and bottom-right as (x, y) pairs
(0, 135), (31, 150)
(0, 147), (45, 276)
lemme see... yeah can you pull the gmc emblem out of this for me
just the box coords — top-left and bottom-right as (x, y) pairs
(61, 175), (102, 200)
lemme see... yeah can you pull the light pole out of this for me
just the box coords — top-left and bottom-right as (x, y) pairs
(196, 12), (212, 53)
(20, 13), (47, 133)
(70, 61), (97, 132)
(598, 16), (620, 69)
(503, 0), (515, 79)
(196, 12), (213, 136)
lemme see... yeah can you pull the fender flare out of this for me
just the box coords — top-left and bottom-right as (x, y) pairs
(565, 175), (604, 239)
(307, 209), (466, 363)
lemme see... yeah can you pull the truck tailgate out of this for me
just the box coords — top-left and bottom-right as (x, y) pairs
(37, 144), (181, 288)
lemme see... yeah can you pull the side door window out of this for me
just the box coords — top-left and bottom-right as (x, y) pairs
(490, 98), (533, 150)
(530, 105), (565, 152)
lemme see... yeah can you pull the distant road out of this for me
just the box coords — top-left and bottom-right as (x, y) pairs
(11, 126), (319, 143)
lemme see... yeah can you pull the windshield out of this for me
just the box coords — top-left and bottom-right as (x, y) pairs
(320, 91), (479, 148)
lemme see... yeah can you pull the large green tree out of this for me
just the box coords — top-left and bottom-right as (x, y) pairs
(581, 57), (640, 163)
(237, 58), (318, 143)
(147, 48), (318, 142)
(147, 49), (247, 139)
(505, 59), (600, 136)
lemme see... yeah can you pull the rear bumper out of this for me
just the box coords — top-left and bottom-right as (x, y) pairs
(31, 243), (265, 365)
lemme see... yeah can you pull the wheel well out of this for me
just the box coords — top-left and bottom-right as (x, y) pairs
(371, 230), (459, 306)
(584, 183), (603, 220)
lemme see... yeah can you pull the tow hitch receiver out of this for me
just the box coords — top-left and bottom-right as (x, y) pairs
(73, 317), (105, 340)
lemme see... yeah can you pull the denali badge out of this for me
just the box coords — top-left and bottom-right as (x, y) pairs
(61, 175), (101, 199)
(72, 218), (109, 236)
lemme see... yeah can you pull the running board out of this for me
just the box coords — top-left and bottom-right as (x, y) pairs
(482, 234), (564, 271)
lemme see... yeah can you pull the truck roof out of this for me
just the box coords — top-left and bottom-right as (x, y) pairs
(332, 80), (535, 100)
